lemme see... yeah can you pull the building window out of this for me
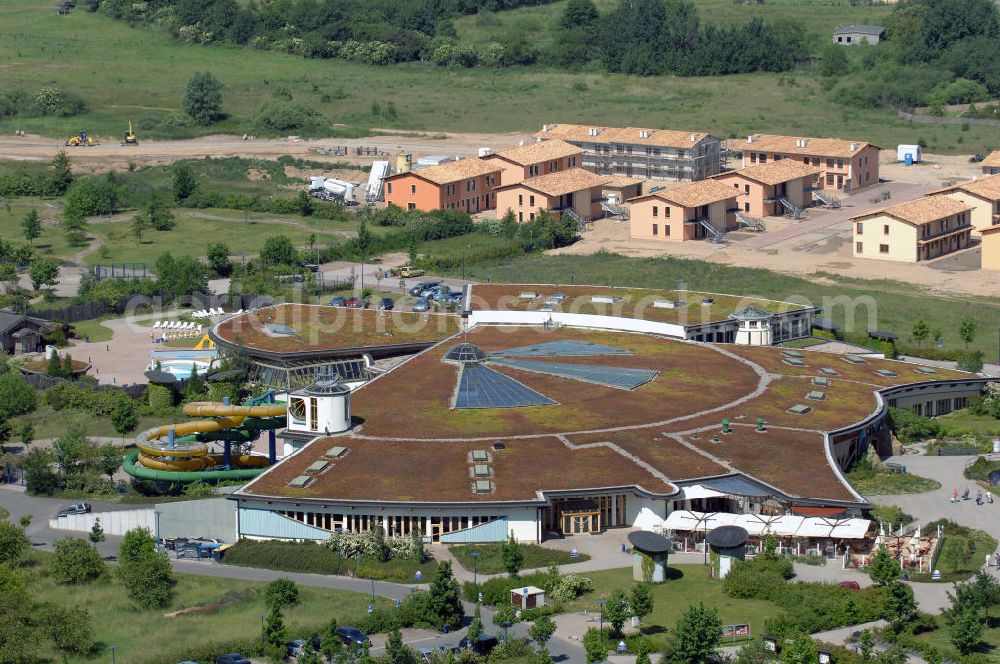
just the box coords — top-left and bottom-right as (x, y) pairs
(856, 222), (863, 234)
(518, 211), (523, 222)
(883, 224), (889, 236)
(529, 212), (535, 221)
(744, 184), (750, 194)
(826, 158), (834, 168)
(837, 159), (844, 168)
(826, 174), (835, 185)
(529, 195), (535, 206)
(665, 225), (671, 237)
(759, 153), (767, 164)
(774, 154), (782, 161)
(750, 153), (757, 164)
(665, 207), (671, 218)
(410, 184), (416, 194)
(856, 242), (863, 253)
(837, 36), (843, 42)
(653, 223), (658, 236)
(652, 206), (658, 218)
(879, 244), (889, 254)
(407, 203), (416, 210)
(387, 182), (393, 195)
(518, 194), (523, 206)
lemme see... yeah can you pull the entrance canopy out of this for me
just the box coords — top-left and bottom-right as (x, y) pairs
(663, 510), (871, 540)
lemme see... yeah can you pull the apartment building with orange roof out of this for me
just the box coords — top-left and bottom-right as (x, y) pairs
(495, 168), (607, 223)
(982, 225), (1000, 271)
(980, 151), (1000, 176)
(534, 123), (721, 182)
(383, 158), (502, 213)
(931, 174), (1000, 236)
(713, 161), (820, 219)
(851, 197), (974, 262)
(741, 134), (880, 193)
(482, 140), (583, 187)
(628, 180), (738, 241)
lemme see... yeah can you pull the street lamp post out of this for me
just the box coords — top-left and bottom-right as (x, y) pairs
(597, 599), (607, 639)
(110, 645), (117, 664)
(470, 550), (480, 586)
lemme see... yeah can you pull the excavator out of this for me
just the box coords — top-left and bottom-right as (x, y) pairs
(121, 120), (138, 146)
(65, 130), (98, 147)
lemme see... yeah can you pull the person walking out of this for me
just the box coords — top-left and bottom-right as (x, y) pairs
(953, 488), (959, 504)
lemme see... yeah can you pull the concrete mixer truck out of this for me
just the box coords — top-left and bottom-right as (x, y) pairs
(308, 176), (358, 205)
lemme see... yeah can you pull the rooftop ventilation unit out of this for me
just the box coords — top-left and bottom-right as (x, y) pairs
(747, 135), (755, 144)
(874, 369), (899, 377)
(812, 377), (831, 387)
(471, 450), (489, 462)
(819, 368), (838, 376)
(474, 480), (493, 494)
(588, 128), (600, 137)
(306, 460), (330, 474)
(805, 390), (826, 401)
(325, 446), (348, 459)
(850, 143), (858, 151)
(493, 441), (506, 451)
(690, 133), (698, 143)
(542, 124), (550, 132)
(787, 404), (812, 415)
(288, 475), (313, 488)
(473, 464), (491, 478)
(638, 130), (650, 139)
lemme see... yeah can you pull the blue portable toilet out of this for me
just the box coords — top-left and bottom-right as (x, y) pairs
(904, 154), (913, 166)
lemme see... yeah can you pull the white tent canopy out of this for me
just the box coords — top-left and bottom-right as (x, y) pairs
(663, 510), (871, 541)
(678, 485), (728, 500)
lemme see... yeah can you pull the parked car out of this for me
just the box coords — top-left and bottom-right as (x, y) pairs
(336, 626), (370, 647)
(345, 296), (363, 308)
(471, 635), (498, 655)
(839, 580), (861, 590)
(328, 296), (347, 307)
(301, 263), (320, 272)
(418, 285), (440, 298)
(545, 292), (566, 304)
(432, 288), (453, 302)
(412, 298), (430, 313)
(397, 266), (425, 278)
(377, 297), (394, 311)
(214, 654), (250, 664)
(285, 640), (307, 657)
(56, 502), (91, 517)
(449, 292), (464, 305)
(309, 635), (323, 652)
(409, 281), (439, 296)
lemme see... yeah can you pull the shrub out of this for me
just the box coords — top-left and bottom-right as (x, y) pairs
(265, 578), (299, 611)
(32, 86), (86, 117)
(0, 373), (36, 419)
(888, 408), (943, 443)
(251, 99), (328, 134)
(0, 521), (28, 564)
(724, 557), (794, 600)
(50, 538), (106, 584)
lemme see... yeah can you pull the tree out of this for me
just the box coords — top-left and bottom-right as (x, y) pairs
(883, 581), (917, 629)
(265, 578), (300, 611)
(501, 532), (524, 578)
(28, 258), (59, 292)
(62, 353), (74, 377)
(172, 163), (198, 201)
(21, 209), (42, 245)
(410, 527), (426, 563)
(468, 602), (484, 645)
(50, 537), (106, 584)
(259, 234), (297, 267)
(321, 618), (344, 661)
(263, 608), (287, 647)
(23, 447), (57, 495)
(959, 317), (977, 347)
(818, 44), (850, 77)
(385, 627), (418, 664)
(949, 606), (984, 655)
(137, 195), (175, 231)
(297, 191), (314, 217)
(0, 373), (37, 418)
(0, 521), (28, 565)
(89, 517), (105, 543)
(667, 603), (722, 664)
(118, 528), (176, 608)
(635, 639), (653, 664)
(48, 150), (74, 195)
(183, 72), (224, 125)
(583, 627), (608, 663)
(97, 443), (121, 478)
(131, 209), (150, 242)
(949, 570), (1000, 620)
(911, 319), (929, 347)
(528, 614), (556, 652)
(604, 587), (631, 636)
(155, 252), (209, 295)
(356, 217), (373, 259)
(560, 0), (599, 30)
(492, 602), (518, 641)
(427, 561), (464, 630)
(779, 633), (818, 664)
(110, 399), (138, 438)
(206, 241), (232, 276)
(630, 583), (654, 625)
(867, 545), (900, 586)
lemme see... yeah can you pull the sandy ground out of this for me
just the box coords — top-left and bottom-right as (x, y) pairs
(0, 129), (532, 174)
(554, 154), (1000, 297)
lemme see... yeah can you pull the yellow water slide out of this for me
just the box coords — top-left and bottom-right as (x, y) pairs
(136, 401), (286, 471)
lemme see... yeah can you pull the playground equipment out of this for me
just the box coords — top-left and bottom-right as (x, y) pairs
(124, 394), (286, 483)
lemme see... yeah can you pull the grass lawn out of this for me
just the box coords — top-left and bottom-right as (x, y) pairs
(86, 209), (364, 266)
(450, 543), (589, 575)
(70, 318), (115, 342)
(937, 410), (1000, 438)
(847, 468), (941, 495)
(26, 551), (390, 664)
(0, 197), (80, 263)
(561, 565), (780, 644)
(910, 520), (998, 583)
(222, 539), (439, 582)
(450, 252), (1000, 361)
(10, 402), (169, 441)
(0, 3), (991, 154)
(911, 613), (1000, 660)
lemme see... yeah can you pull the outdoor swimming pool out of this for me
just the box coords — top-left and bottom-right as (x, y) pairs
(155, 359), (213, 380)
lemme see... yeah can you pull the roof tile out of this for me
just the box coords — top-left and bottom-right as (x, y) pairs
(395, 158), (501, 185)
(490, 140), (582, 166)
(535, 124), (712, 149)
(851, 196), (974, 226)
(743, 134), (876, 159)
(716, 161), (820, 186)
(631, 179), (737, 208)
(507, 167), (607, 197)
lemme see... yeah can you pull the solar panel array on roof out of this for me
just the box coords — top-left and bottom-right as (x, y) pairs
(844, 355), (866, 364)
(474, 480), (493, 493)
(783, 358), (807, 367)
(820, 368), (839, 376)
(454, 364), (556, 409)
(306, 460), (330, 474)
(473, 464), (491, 477)
(813, 377), (831, 387)
(915, 366), (938, 374)
(491, 358), (658, 390)
(782, 350), (804, 359)
(325, 446), (347, 459)
(874, 369), (899, 377)
(805, 391), (826, 401)
(471, 450), (489, 462)
(289, 475), (313, 488)
(492, 340), (633, 357)
(787, 404), (812, 415)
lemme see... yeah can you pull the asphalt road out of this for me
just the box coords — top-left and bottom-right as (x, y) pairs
(0, 486), (582, 661)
